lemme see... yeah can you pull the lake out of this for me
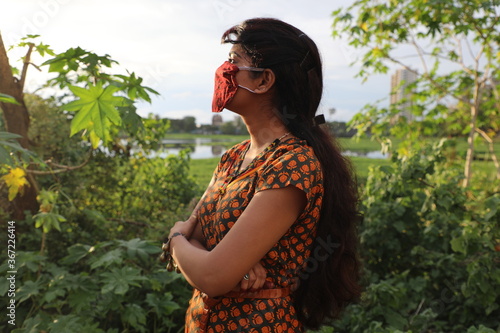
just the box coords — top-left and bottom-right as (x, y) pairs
(151, 138), (387, 159)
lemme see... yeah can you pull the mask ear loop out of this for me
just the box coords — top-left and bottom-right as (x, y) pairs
(237, 67), (266, 93)
(238, 85), (257, 93)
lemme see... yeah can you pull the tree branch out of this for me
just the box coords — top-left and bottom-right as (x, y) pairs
(19, 43), (35, 91)
(409, 33), (428, 75)
(475, 127), (500, 180)
(28, 153), (92, 175)
(384, 53), (472, 107)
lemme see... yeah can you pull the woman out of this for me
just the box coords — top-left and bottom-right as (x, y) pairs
(166, 18), (361, 332)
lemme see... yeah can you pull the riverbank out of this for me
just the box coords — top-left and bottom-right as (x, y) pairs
(164, 133), (498, 189)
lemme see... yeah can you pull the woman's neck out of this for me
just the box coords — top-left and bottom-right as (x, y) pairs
(242, 111), (289, 154)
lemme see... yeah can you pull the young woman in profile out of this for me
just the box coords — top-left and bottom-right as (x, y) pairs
(164, 17), (361, 332)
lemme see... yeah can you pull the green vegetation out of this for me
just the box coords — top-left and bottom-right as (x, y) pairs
(189, 156), (391, 190)
(335, 0), (500, 187)
(0, 36), (195, 332)
(1, 2), (499, 331)
(329, 0), (500, 331)
(187, 135), (498, 190)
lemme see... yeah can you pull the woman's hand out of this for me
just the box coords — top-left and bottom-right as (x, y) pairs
(239, 262), (272, 291)
(169, 218), (197, 240)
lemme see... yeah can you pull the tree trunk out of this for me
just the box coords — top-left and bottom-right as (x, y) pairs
(463, 83), (481, 188)
(0, 32), (39, 219)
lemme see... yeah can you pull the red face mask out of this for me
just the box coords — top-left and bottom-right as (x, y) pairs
(211, 61), (265, 113)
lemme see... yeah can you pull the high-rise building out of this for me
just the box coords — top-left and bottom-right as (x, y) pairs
(212, 114), (223, 127)
(390, 68), (418, 121)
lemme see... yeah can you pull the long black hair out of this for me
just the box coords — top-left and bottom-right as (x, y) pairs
(222, 18), (362, 329)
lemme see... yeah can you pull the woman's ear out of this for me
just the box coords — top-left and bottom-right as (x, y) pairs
(254, 69), (275, 94)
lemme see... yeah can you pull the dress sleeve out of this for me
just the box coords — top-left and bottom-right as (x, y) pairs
(255, 147), (323, 199)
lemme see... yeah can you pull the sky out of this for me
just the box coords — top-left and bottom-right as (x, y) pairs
(1, 0), (392, 125)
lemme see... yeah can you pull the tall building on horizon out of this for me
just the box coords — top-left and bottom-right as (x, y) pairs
(390, 68), (418, 121)
(212, 114), (223, 127)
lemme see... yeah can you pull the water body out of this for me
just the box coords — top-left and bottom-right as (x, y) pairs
(154, 138), (387, 160)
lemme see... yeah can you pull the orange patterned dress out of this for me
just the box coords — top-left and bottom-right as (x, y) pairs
(185, 136), (324, 332)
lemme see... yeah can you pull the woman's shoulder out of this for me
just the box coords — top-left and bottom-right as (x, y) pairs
(273, 136), (318, 160)
(262, 136), (322, 173)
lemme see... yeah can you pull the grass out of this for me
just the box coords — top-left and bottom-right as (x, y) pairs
(181, 134), (498, 190)
(166, 133), (386, 151)
(189, 156), (391, 190)
(189, 157), (220, 188)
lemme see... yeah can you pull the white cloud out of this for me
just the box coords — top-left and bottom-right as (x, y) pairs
(1, 0), (385, 125)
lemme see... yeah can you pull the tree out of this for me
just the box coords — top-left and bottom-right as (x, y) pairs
(0, 34), (46, 217)
(0, 34), (159, 218)
(0, 34), (198, 332)
(332, 0), (500, 186)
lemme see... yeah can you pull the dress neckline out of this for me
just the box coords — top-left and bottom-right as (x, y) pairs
(216, 136), (295, 198)
(234, 134), (292, 177)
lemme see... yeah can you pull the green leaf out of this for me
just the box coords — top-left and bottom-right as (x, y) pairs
(117, 238), (161, 260)
(11, 315), (43, 333)
(15, 251), (47, 272)
(61, 244), (92, 265)
(63, 83), (124, 144)
(383, 308), (407, 329)
(0, 93), (20, 105)
(89, 130), (101, 148)
(100, 267), (146, 295)
(0, 146), (12, 166)
(121, 303), (147, 328)
(483, 195), (499, 221)
(466, 325), (497, 333)
(90, 248), (123, 270)
(0, 132), (22, 140)
(33, 212), (67, 233)
(450, 236), (466, 254)
(43, 286), (66, 303)
(17, 280), (43, 304)
(145, 292), (180, 315)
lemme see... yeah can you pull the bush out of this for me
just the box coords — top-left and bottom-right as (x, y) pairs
(1, 147), (199, 332)
(0, 238), (191, 333)
(330, 141), (500, 332)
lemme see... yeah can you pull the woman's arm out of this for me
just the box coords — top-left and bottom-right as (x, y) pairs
(169, 185), (306, 297)
(184, 173), (217, 246)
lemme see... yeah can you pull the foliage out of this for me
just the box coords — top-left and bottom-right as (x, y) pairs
(0, 132), (32, 167)
(167, 116), (197, 134)
(333, 0), (500, 186)
(0, 237), (191, 333)
(329, 141), (500, 332)
(60, 151), (199, 239)
(0, 36), (198, 332)
(326, 121), (357, 138)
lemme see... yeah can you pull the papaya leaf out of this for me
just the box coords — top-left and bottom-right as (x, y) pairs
(33, 212), (67, 233)
(90, 248), (123, 270)
(100, 267), (147, 295)
(64, 83), (124, 146)
(60, 244), (93, 265)
(145, 292), (180, 316)
(17, 280), (43, 304)
(121, 303), (147, 329)
(117, 238), (161, 261)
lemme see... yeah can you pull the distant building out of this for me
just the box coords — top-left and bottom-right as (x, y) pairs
(390, 68), (418, 121)
(212, 114), (223, 127)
